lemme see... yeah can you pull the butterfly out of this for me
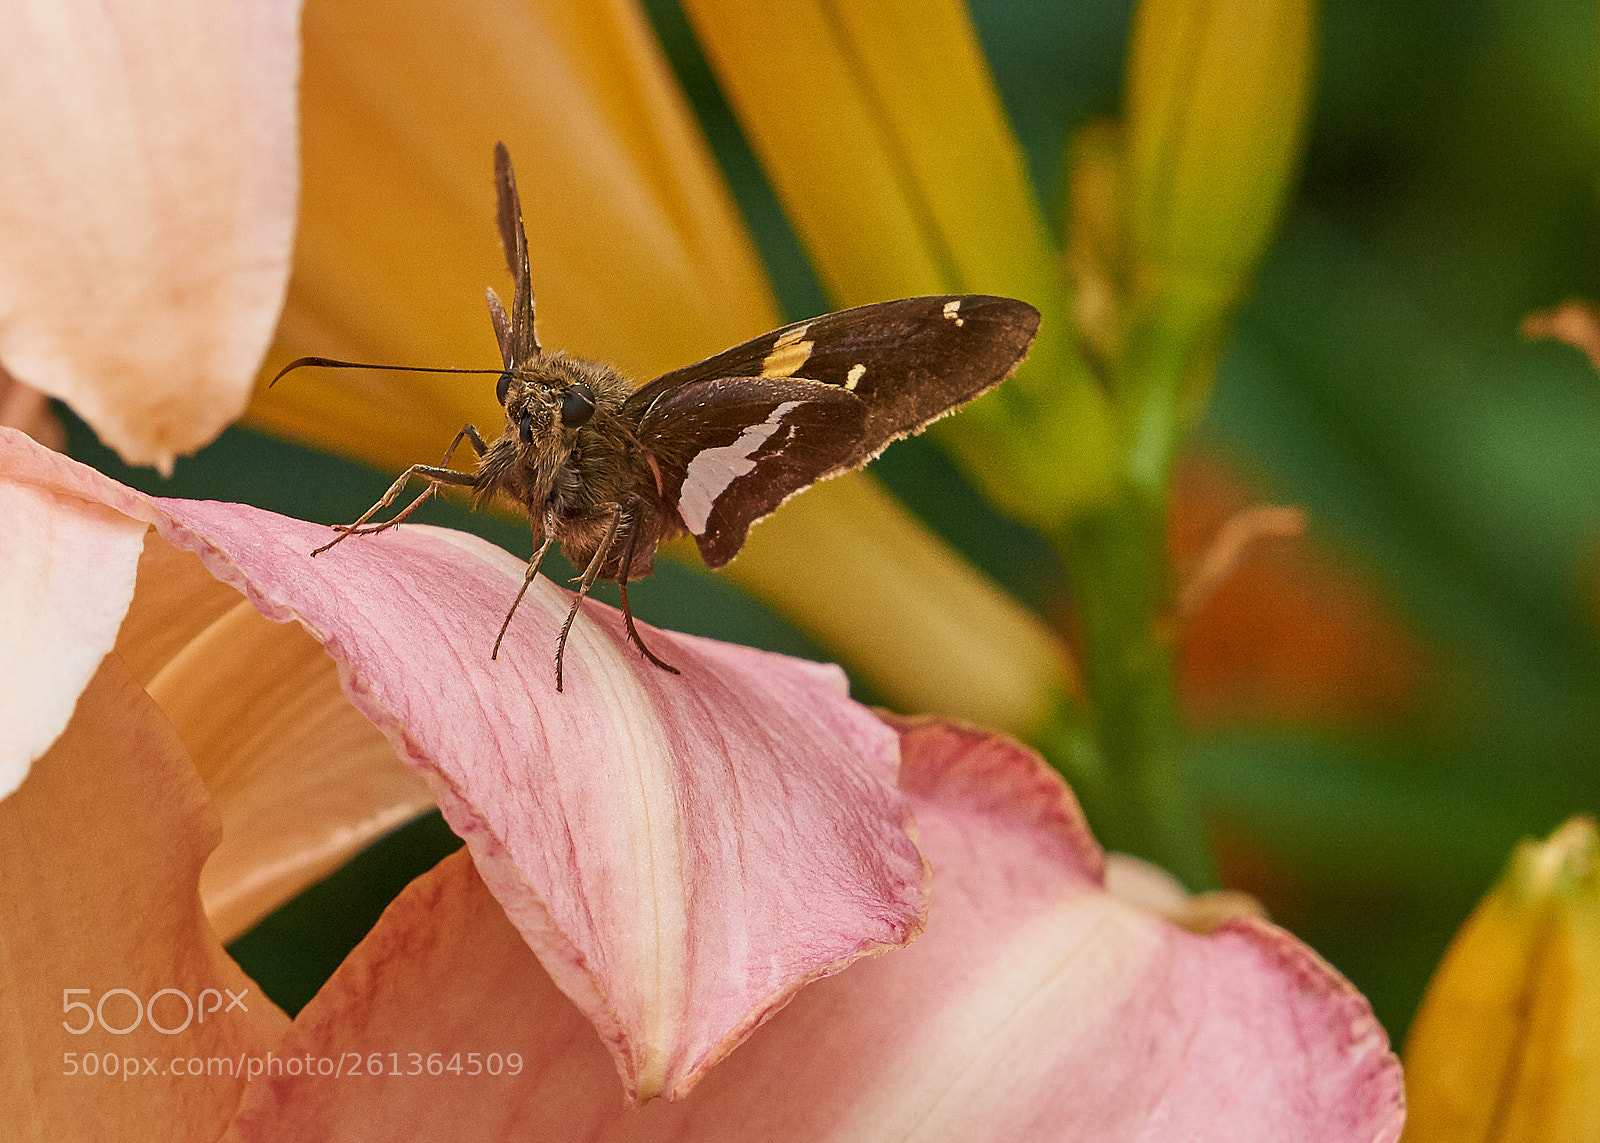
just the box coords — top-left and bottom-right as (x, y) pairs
(274, 143), (1040, 690)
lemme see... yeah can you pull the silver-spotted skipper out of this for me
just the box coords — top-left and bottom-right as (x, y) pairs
(275, 144), (1040, 689)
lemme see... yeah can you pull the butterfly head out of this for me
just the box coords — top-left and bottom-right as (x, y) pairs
(496, 353), (626, 449)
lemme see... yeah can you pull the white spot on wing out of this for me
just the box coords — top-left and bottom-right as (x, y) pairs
(679, 401), (801, 535)
(845, 363), (866, 390)
(942, 299), (964, 327)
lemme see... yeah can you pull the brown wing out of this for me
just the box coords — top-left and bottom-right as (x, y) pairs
(492, 142), (541, 366)
(636, 377), (867, 568)
(624, 295), (1039, 472)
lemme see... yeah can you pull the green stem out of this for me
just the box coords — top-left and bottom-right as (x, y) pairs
(1044, 292), (1225, 890)
(1058, 486), (1214, 889)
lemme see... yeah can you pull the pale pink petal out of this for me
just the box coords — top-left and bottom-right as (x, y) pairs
(0, 425), (927, 1104)
(0, 466), (148, 798)
(0, 654), (289, 1142)
(227, 719), (1402, 1141)
(0, 0), (300, 471)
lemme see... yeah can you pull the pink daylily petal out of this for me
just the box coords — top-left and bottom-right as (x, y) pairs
(225, 717), (1402, 1141)
(0, 425), (927, 1104)
(115, 533), (436, 941)
(0, 0), (300, 471)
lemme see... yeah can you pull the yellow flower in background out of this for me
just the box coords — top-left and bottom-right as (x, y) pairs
(1402, 816), (1600, 1142)
(677, 0), (1115, 527)
(1126, 0), (1314, 289)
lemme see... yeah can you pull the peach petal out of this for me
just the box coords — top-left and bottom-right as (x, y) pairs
(0, 654), (289, 1142)
(0, 0), (300, 471)
(0, 426), (927, 1104)
(227, 720), (1403, 1141)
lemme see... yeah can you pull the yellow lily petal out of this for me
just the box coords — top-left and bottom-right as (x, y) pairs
(1122, 0), (1313, 440)
(1402, 816), (1600, 1142)
(721, 475), (1069, 733)
(251, 0), (779, 470)
(679, 0), (1114, 524)
(1127, 0), (1313, 288)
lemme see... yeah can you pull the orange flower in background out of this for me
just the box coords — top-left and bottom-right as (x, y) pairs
(1172, 454), (1422, 727)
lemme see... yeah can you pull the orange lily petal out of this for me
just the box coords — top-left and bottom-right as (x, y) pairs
(0, 654), (290, 1141)
(0, 0), (300, 471)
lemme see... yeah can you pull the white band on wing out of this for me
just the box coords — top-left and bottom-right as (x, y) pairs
(678, 401), (801, 535)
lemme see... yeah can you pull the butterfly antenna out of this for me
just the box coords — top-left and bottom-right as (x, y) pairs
(269, 357), (507, 388)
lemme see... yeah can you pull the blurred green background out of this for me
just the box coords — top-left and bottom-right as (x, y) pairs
(64, 0), (1600, 1046)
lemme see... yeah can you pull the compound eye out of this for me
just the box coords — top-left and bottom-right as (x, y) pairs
(518, 410), (534, 444)
(560, 383), (596, 428)
(496, 371), (512, 405)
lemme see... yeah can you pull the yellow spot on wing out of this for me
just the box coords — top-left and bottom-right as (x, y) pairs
(845, 363), (866, 390)
(942, 299), (964, 327)
(761, 325), (814, 377)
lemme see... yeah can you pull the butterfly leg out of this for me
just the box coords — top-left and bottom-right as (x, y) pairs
(553, 505), (624, 692)
(616, 503), (680, 677)
(313, 425), (488, 556)
(492, 505), (559, 661)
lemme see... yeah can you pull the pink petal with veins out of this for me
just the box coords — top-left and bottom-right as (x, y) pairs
(225, 718), (1402, 1141)
(0, 426), (926, 1103)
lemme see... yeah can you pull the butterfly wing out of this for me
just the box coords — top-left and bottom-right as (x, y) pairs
(624, 295), (1039, 472)
(636, 377), (867, 568)
(492, 141), (541, 368)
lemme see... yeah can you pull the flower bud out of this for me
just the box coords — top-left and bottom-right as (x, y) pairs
(1402, 816), (1600, 1142)
(1125, 0), (1315, 294)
